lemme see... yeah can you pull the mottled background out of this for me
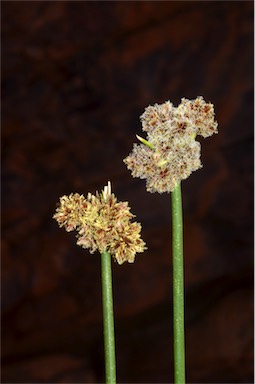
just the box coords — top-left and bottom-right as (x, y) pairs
(2, 1), (254, 383)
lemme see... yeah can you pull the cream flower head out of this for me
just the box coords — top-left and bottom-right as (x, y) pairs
(124, 97), (218, 193)
(53, 182), (146, 264)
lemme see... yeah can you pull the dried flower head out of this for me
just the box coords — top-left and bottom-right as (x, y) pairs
(53, 182), (146, 264)
(124, 96), (218, 193)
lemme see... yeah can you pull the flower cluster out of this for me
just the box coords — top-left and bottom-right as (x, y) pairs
(124, 97), (218, 193)
(53, 182), (146, 264)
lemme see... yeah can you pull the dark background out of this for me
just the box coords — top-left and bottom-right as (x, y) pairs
(1, 1), (254, 383)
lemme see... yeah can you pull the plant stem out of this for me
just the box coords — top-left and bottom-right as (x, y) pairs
(101, 251), (117, 384)
(171, 182), (186, 384)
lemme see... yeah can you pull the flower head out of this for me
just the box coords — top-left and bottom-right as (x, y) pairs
(53, 182), (146, 264)
(124, 97), (218, 193)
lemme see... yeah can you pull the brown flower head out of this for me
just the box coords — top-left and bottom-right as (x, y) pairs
(53, 182), (146, 264)
(124, 97), (218, 193)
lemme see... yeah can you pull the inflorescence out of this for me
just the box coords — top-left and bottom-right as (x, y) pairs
(124, 96), (218, 193)
(53, 182), (146, 264)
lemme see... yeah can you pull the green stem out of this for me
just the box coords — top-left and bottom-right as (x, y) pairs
(101, 251), (117, 384)
(171, 183), (186, 384)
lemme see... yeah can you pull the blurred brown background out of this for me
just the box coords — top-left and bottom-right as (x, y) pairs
(2, 1), (254, 383)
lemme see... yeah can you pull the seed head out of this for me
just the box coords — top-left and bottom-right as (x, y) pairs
(53, 182), (146, 264)
(124, 97), (218, 193)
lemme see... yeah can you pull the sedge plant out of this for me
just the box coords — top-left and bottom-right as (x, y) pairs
(53, 181), (146, 383)
(124, 96), (218, 383)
